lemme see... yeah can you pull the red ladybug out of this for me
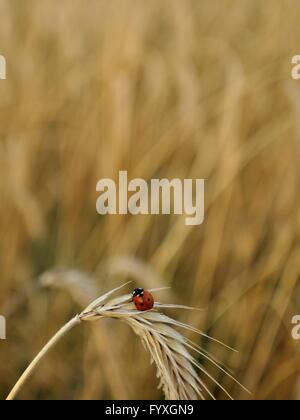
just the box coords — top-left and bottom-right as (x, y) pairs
(132, 288), (154, 311)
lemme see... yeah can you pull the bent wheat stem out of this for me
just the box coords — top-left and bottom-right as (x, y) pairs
(6, 316), (81, 401)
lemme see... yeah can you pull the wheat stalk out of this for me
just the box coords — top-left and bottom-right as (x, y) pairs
(6, 282), (249, 400)
(39, 268), (131, 399)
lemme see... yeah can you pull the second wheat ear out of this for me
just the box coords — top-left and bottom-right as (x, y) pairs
(6, 282), (250, 401)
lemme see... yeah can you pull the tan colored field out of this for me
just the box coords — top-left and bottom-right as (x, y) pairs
(0, 0), (300, 400)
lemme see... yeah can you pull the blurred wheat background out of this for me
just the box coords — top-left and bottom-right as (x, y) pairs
(0, 0), (300, 400)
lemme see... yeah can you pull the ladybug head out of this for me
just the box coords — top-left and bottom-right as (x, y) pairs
(132, 288), (144, 298)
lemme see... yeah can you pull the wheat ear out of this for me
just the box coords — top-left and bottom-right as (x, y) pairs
(6, 282), (249, 400)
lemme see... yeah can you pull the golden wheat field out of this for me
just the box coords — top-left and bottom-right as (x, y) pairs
(0, 0), (300, 401)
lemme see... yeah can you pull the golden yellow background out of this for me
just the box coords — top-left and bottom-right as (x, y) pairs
(0, 0), (300, 400)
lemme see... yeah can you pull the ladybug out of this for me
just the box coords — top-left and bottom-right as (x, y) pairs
(132, 288), (154, 311)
